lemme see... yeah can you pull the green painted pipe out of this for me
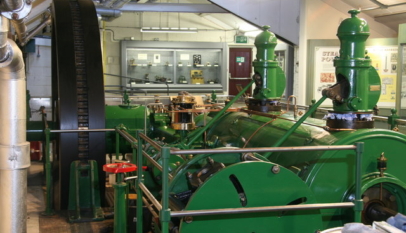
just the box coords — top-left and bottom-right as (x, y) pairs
(160, 147), (171, 233)
(263, 96), (327, 158)
(116, 131), (120, 160)
(136, 131), (144, 233)
(184, 79), (255, 148)
(114, 173), (127, 233)
(354, 142), (364, 223)
(43, 128), (54, 216)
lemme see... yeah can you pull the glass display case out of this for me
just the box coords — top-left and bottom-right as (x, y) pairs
(121, 41), (227, 93)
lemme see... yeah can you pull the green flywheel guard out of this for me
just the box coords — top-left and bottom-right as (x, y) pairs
(68, 160), (104, 222)
(178, 161), (323, 233)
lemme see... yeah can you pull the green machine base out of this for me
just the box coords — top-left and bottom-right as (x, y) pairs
(68, 160), (104, 222)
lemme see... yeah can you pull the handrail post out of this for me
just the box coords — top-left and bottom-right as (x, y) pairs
(160, 147), (171, 233)
(115, 127), (120, 160)
(136, 131), (144, 233)
(43, 128), (54, 215)
(354, 142), (364, 222)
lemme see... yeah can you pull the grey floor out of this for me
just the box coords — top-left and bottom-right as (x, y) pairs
(27, 161), (114, 233)
(27, 161), (45, 233)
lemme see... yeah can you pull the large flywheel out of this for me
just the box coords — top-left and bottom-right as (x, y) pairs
(51, 0), (106, 210)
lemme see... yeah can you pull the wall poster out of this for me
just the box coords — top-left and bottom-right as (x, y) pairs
(314, 45), (398, 107)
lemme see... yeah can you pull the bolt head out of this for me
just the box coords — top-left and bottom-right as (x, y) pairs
(184, 216), (193, 223)
(389, 195), (396, 202)
(271, 165), (280, 174)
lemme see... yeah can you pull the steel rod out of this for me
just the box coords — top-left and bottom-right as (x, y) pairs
(142, 197), (159, 218)
(170, 145), (357, 155)
(141, 151), (173, 180)
(170, 202), (354, 217)
(50, 129), (115, 133)
(117, 129), (137, 144)
(139, 183), (162, 211)
(139, 133), (162, 151)
(264, 96), (327, 158)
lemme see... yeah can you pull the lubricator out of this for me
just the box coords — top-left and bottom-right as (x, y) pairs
(248, 26), (286, 112)
(323, 10), (381, 129)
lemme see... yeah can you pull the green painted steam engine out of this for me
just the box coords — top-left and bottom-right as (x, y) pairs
(43, 6), (406, 233)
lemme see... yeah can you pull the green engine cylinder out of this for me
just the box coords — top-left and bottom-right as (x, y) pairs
(105, 104), (148, 154)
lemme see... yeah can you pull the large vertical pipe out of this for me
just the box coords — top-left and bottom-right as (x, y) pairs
(0, 0), (23, 12)
(0, 16), (9, 62)
(0, 15), (30, 233)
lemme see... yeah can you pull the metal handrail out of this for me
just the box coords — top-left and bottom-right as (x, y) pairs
(139, 183), (162, 211)
(132, 129), (365, 233)
(170, 202), (354, 217)
(139, 132), (162, 151)
(170, 145), (356, 155)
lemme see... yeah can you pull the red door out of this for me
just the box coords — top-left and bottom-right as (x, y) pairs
(228, 48), (252, 96)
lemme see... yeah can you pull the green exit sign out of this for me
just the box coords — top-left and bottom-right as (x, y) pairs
(235, 35), (248, 44)
(236, 57), (245, 63)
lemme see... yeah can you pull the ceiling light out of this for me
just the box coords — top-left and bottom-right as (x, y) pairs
(140, 27), (198, 33)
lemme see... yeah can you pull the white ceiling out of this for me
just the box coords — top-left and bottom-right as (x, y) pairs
(333, 0), (406, 31)
(131, 0), (406, 34)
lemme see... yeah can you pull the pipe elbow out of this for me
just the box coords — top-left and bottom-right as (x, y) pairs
(0, 39), (24, 75)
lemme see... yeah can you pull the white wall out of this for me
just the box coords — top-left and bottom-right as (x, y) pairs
(25, 1), (399, 101)
(294, 0), (398, 105)
(26, 38), (52, 97)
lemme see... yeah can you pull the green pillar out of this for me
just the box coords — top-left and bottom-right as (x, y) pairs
(114, 173), (127, 233)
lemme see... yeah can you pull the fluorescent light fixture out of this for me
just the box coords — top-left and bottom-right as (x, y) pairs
(244, 30), (262, 37)
(140, 27), (198, 33)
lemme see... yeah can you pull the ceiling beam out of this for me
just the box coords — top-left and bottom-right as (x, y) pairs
(119, 3), (228, 13)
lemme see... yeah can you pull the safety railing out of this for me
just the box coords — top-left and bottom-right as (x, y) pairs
(40, 125), (365, 231)
(113, 127), (365, 233)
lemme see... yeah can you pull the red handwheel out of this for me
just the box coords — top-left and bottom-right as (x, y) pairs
(103, 163), (137, 174)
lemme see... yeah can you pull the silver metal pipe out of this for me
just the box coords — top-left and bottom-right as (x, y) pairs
(102, 0), (119, 8)
(11, 18), (27, 43)
(50, 128), (115, 133)
(0, 36), (30, 233)
(20, 15), (51, 46)
(170, 202), (354, 217)
(140, 132), (162, 151)
(0, 0), (23, 12)
(139, 183), (162, 210)
(96, 8), (122, 18)
(111, 0), (130, 9)
(170, 145), (357, 155)
(0, 16), (9, 62)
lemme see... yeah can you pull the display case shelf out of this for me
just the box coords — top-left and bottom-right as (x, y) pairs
(121, 41), (227, 93)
